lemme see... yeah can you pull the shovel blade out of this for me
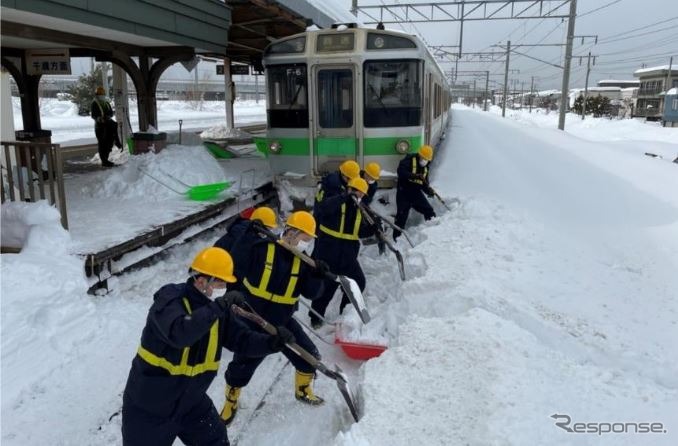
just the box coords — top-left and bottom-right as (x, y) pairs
(333, 365), (361, 422)
(337, 275), (370, 324)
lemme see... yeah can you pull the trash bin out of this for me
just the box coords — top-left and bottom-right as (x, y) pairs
(130, 132), (167, 155)
(15, 129), (52, 172)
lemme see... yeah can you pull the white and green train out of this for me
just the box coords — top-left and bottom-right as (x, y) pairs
(255, 25), (451, 185)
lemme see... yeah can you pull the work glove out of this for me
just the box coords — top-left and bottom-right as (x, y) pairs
(313, 259), (331, 277)
(269, 326), (296, 352)
(377, 239), (386, 255)
(424, 186), (435, 198)
(215, 290), (246, 311)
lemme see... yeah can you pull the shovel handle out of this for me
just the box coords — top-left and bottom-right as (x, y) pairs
(230, 305), (327, 373)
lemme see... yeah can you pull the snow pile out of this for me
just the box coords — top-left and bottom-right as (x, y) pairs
(1, 201), (90, 407)
(77, 144), (228, 201)
(200, 125), (253, 140)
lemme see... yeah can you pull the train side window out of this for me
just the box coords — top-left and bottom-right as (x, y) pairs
(266, 64), (308, 128)
(364, 59), (422, 127)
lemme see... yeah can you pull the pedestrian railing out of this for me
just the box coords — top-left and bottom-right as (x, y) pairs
(0, 141), (68, 229)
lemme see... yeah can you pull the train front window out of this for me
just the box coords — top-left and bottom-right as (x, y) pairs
(267, 64), (308, 128)
(364, 60), (421, 127)
(317, 69), (353, 128)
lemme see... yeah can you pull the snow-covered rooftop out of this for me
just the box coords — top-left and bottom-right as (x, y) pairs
(598, 79), (639, 84)
(633, 65), (678, 77)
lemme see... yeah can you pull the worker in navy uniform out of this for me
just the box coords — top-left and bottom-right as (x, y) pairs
(313, 159), (360, 216)
(393, 145), (436, 241)
(310, 177), (375, 328)
(90, 86), (122, 167)
(360, 162), (381, 206)
(220, 211), (327, 425)
(121, 247), (294, 446)
(214, 206), (279, 288)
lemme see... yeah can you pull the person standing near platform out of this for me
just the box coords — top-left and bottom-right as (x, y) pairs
(360, 162), (381, 206)
(214, 206), (280, 286)
(91, 86), (121, 167)
(310, 178), (375, 328)
(121, 247), (293, 446)
(220, 211), (327, 425)
(393, 145), (436, 241)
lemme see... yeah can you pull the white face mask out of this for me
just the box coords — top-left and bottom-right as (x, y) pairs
(367, 179), (376, 185)
(211, 287), (228, 299)
(296, 239), (313, 253)
(419, 159), (429, 167)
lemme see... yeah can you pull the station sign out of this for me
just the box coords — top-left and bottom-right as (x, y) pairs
(26, 49), (71, 75)
(217, 64), (251, 76)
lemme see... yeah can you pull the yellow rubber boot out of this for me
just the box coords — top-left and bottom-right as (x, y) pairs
(295, 371), (324, 406)
(220, 385), (241, 426)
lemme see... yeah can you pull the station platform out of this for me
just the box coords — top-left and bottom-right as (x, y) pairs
(59, 148), (275, 292)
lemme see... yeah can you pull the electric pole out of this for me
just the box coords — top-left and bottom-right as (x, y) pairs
(484, 71), (490, 111)
(529, 76), (534, 113)
(582, 51), (592, 120)
(662, 56), (673, 120)
(502, 40), (511, 117)
(558, 0), (578, 130)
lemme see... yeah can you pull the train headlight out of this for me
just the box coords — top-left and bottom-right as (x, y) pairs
(395, 139), (410, 154)
(268, 141), (282, 154)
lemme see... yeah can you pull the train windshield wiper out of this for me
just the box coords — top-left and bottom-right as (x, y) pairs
(367, 82), (388, 114)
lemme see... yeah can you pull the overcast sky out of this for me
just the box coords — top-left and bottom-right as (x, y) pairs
(68, 0), (677, 92)
(334, 0), (678, 91)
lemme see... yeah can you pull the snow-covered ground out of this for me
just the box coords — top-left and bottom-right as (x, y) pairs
(2, 106), (677, 445)
(12, 98), (266, 144)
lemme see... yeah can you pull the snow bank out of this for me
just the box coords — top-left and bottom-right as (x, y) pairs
(1, 201), (90, 407)
(77, 144), (227, 201)
(200, 125), (253, 140)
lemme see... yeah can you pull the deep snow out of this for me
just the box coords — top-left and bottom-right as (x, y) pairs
(2, 106), (677, 445)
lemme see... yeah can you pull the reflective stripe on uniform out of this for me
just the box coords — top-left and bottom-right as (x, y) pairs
(243, 243), (301, 305)
(94, 99), (111, 119)
(136, 297), (220, 376)
(410, 156), (427, 185)
(319, 202), (362, 241)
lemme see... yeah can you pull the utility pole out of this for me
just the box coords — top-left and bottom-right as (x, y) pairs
(502, 40), (511, 117)
(484, 70), (490, 111)
(352, 0), (358, 17)
(520, 81), (524, 109)
(473, 79), (477, 108)
(662, 56), (673, 119)
(582, 51), (592, 120)
(558, 0), (577, 130)
(529, 76), (534, 113)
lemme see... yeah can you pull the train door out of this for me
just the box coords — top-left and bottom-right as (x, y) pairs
(424, 72), (432, 144)
(311, 65), (357, 176)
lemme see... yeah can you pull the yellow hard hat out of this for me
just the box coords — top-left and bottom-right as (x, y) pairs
(286, 211), (317, 238)
(418, 145), (434, 161)
(95, 86), (105, 95)
(364, 162), (381, 180)
(250, 206), (278, 228)
(348, 177), (368, 195)
(339, 160), (360, 179)
(190, 247), (237, 283)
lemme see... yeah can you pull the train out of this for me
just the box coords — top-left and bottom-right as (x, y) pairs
(254, 24), (451, 186)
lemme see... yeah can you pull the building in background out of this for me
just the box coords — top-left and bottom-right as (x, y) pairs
(633, 65), (678, 120)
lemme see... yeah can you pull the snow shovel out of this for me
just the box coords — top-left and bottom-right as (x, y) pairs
(138, 167), (230, 201)
(359, 201), (414, 248)
(253, 224), (371, 324)
(231, 305), (361, 422)
(296, 300), (387, 361)
(354, 198), (406, 281)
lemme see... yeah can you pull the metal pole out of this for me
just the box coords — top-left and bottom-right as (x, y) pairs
(502, 40), (511, 118)
(529, 76), (534, 113)
(255, 73), (259, 104)
(224, 57), (235, 129)
(484, 71), (489, 111)
(473, 79), (476, 108)
(558, 0), (577, 130)
(352, 0), (358, 17)
(520, 81), (524, 109)
(582, 51), (592, 120)
(662, 56), (673, 119)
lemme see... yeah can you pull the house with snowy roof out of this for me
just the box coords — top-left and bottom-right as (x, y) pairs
(663, 87), (678, 127)
(633, 65), (678, 120)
